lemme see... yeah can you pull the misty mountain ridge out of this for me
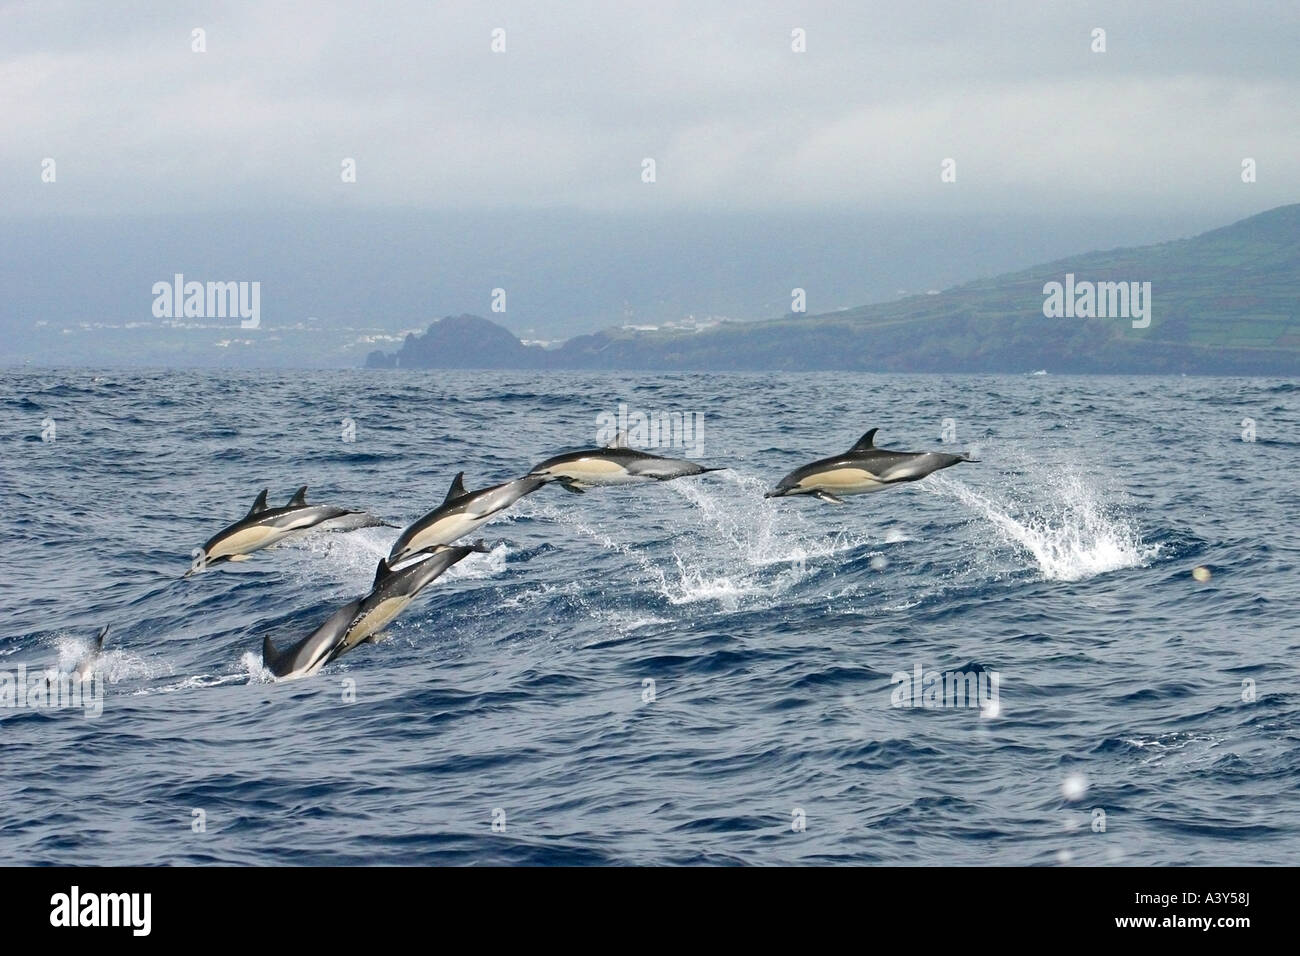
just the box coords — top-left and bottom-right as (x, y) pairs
(368, 204), (1300, 375)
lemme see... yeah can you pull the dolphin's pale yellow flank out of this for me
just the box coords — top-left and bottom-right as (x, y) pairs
(337, 596), (411, 654)
(796, 467), (884, 494)
(536, 457), (631, 483)
(400, 513), (487, 555)
(207, 524), (291, 560)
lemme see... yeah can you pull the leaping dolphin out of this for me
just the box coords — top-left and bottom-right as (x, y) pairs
(188, 486), (391, 574)
(260, 597), (366, 680)
(330, 541), (489, 662)
(527, 434), (723, 493)
(388, 473), (545, 565)
(765, 428), (974, 504)
(261, 542), (486, 680)
(46, 625), (108, 688)
(74, 624), (109, 680)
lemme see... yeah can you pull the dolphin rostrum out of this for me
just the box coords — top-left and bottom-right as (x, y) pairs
(527, 433), (723, 493)
(387, 473), (544, 564)
(261, 542), (487, 680)
(765, 428), (974, 504)
(188, 486), (391, 574)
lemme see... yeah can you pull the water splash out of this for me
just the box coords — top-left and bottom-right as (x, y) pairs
(240, 651), (274, 683)
(928, 471), (1157, 582)
(49, 633), (171, 684)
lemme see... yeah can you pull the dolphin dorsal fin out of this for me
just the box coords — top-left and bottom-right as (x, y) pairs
(262, 634), (284, 674)
(247, 489), (270, 516)
(373, 557), (391, 588)
(442, 472), (469, 504)
(605, 430), (630, 449)
(288, 486), (308, 507)
(850, 428), (879, 452)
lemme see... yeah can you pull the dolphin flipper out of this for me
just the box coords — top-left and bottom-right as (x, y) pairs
(812, 491), (846, 504)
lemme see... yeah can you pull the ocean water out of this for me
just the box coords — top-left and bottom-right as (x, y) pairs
(2, 368), (1297, 866)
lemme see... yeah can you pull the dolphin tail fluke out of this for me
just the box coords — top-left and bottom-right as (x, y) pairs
(468, 539), (490, 553)
(94, 625), (109, 651)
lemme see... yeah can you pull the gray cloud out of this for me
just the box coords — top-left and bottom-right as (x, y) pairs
(3, 0), (1297, 218)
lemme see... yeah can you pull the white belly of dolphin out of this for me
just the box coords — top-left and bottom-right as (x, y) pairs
(404, 512), (489, 553)
(798, 467), (885, 495)
(211, 524), (294, 559)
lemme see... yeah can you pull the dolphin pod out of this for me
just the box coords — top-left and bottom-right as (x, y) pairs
(165, 425), (967, 681)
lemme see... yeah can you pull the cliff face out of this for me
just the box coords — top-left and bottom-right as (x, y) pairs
(365, 206), (1300, 374)
(366, 314), (548, 369)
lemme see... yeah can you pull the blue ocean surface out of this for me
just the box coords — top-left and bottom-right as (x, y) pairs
(1, 369), (1297, 865)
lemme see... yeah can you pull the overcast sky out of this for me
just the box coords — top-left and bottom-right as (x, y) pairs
(4, 0), (1297, 219)
(1, 1), (1296, 365)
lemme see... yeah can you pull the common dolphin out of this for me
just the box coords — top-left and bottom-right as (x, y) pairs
(74, 625), (109, 680)
(260, 597), (366, 680)
(387, 473), (544, 564)
(527, 434), (723, 493)
(329, 541), (488, 662)
(188, 486), (390, 574)
(261, 542), (486, 680)
(765, 428), (974, 504)
(46, 625), (108, 688)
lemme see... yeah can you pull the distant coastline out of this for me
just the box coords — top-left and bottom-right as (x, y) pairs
(367, 204), (1300, 376)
